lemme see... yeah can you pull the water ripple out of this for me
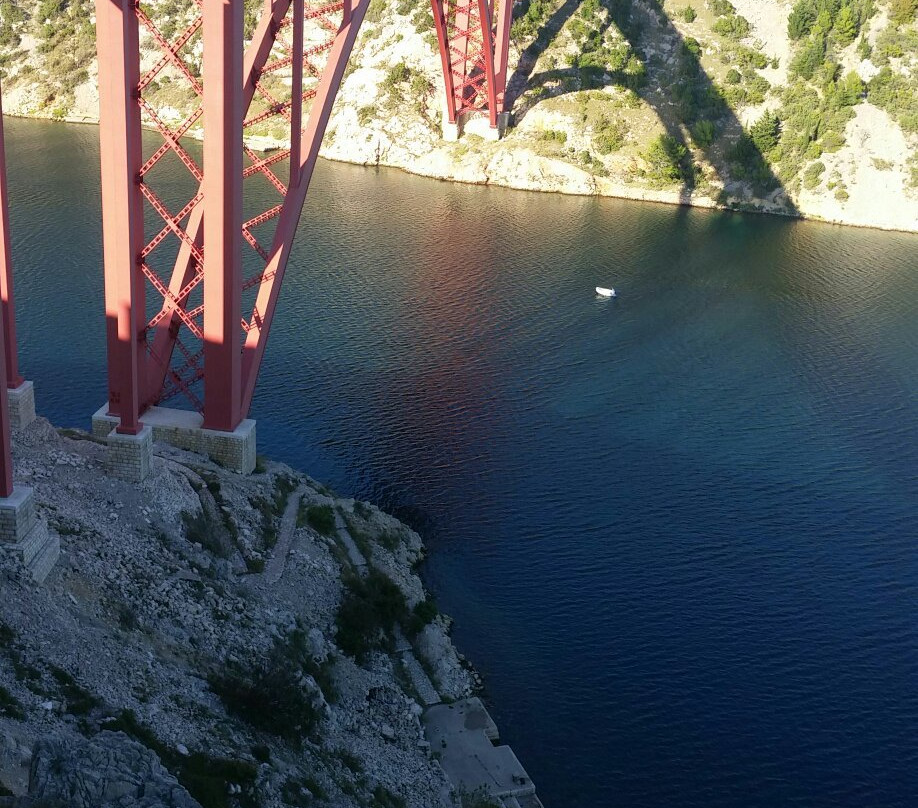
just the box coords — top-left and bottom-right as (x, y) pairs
(4, 119), (918, 808)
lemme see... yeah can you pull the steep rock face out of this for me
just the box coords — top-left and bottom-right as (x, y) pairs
(0, 0), (914, 231)
(27, 731), (202, 808)
(0, 419), (477, 807)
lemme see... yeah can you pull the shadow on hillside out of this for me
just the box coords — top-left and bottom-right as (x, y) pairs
(504, 0), (797, 212)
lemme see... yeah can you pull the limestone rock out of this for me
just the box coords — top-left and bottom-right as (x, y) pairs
(28, 731), (201, 808)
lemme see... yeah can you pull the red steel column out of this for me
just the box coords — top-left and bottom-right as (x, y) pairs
(477, 0), (497, 126)
(202, 0), (243, 431)
(95, 0), (146, 434)
(289, 0), (304, 189)
(0, 82), (12, 496)
(492, 0), (512, 115)
(0, 307), (11, 498)
(0, 91), (22, 390)
(430, 0), (458, 122)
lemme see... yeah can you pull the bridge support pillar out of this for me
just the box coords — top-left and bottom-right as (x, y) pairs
(93, 404), (256, 474)
(0, 486), (58, 583)
(441, 111), (461, 142)
(101, 423), (153, 483)
(7, 380), (35, 430)
(442, 110), (509, 142)
(463, 111), (509, 141)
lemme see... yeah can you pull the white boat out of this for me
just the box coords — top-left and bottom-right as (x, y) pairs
(595, 286), (616, 297)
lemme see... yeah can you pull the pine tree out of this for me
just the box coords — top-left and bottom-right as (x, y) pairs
(749, 112), (781, 153)
(788, 0), (818, 40)
(838, 70), (865, 105)
(835, 5), (857, 45)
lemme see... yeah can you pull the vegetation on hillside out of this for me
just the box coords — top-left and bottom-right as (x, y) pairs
(0, 0), (914, 209)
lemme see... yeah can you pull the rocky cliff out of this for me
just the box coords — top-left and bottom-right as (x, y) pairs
(0, 418), (536, 807)
(0, 0), (914, 231)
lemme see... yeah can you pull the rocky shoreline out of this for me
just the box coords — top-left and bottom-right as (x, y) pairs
(10, 108), (916, 236)
(0, 417), (542, 807)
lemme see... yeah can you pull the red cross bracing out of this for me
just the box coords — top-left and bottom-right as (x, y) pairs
(94, 0), (513, 438)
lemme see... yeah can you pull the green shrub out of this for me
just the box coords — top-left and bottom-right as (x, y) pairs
(868, 67), (918, 134)
(690, 119), (716, 147)
(890, 0), (918, 25)
(304, 504), (336, 536)
(385, 62), (410, 88)
(683, 37), (702, 57)
(364, 0), (385, 23)
(372, 786), (407, 808)
(407, 597), (439, 636)
(593, 116), (627, 153)
(708, 0), (735, 16)
(537, 128), (567, 144)
(181, 509), (234, 558)
(713, 14), (751, 40)
(681, 5), (697, 22)
(0, 684), (23, 720)
(788, 0), (817, 40)
(49, 665), (100, 716)
(458, 787), (503, 808)
(834, 4), (857, 44)
(725, 67), (741, 84)
(790, 33), (826, 80)
(336, 570), (408, 661)
(643, 134), (689, 183)
(821, 129), (846, 151)
(743, 72), (771, 103)
(209, 628), (335, 743)
(802, 160), (826, 189)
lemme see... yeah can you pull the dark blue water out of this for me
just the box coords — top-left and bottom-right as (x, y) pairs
(7, 118), (918, 807)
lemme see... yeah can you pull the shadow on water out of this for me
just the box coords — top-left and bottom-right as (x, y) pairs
(504, 0), (797, 212)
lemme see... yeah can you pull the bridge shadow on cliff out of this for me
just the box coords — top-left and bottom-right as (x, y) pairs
(504, 0), (796, 212)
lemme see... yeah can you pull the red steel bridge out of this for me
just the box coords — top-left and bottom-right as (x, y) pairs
(0, 0), (514, 495)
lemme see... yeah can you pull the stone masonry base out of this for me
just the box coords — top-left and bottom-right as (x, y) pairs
(92, 405), (256, 475)
(0, 485), (59, 584)
(103, 425), (153, 483)
(444, 110), (509, 142)
(7, 380), (36, 430)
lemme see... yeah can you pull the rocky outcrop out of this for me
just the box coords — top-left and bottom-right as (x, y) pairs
(0, 417), (494, 807)
(25, 731), (201, 808)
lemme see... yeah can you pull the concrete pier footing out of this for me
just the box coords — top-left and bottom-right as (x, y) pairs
(0, 486), (59, 583)
(7, 380), (36, 430)
(463, 111), (509, 141)
(92, 405), (256, 476)
(103, 425), (153, 483)
(441, 111), (509, 142)
(441, 113), (461, 142)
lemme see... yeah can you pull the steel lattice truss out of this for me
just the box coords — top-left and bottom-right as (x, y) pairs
(95, 0), (511, 437)
(430, 0), (511, 126)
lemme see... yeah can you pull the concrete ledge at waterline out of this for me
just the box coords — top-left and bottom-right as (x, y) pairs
(7, 380), (36, 430)
(91, 404), (257, 474)
(423, 697), (542, 805)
